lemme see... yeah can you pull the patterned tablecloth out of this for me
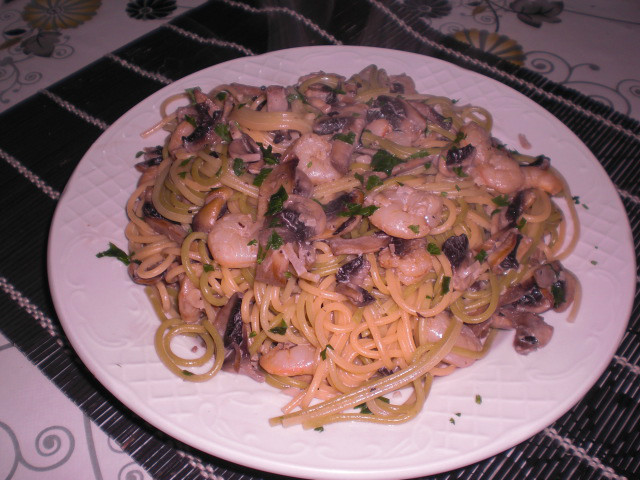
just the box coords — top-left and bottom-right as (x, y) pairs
(0, 1), (638, 479)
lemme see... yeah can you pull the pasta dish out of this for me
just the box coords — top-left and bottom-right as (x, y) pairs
(120, 65), (580, 429)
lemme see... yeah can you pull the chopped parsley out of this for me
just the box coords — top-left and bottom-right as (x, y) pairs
(215, 91), (228, 101)
(408, 149), (430, 159)
(320, 344), (334, 360)
(249, 331), (257, 338)
(371, 149), (405, 176)
(492, 195), (510, 207)
(203, 264), (215, 272)
(135, 150), (144, 158)
(338, 203), (379, 218)
(424, 161), (432, 170)
(427, 243), (441, 255)
(441, 276), (451, 295)
(354, 403), (372, 415)
(475, 394), (483, 405)
(474, 249), (487, 263)
(257, 143), (279, 165)
(332, 131), (356, 144)
(214, 123), (231, 142)
(516, 218), (527, 230)
(184, 115), (197, 127)
(181, 370), (194, 377)
(232, 157), (246, 176)
(449, 418), (456, 425)
(256, 244), (266, 264)
(306, 161), (313, 168)
(572, 195), (581, 205)
(452, 131), (467, 145)
(452, 166), (468, 177)
(179, 158), (191, 167)
(287, 92), (301, 103)
(314, 426), (324, 432)
(551, 282), (565, 308)
(252, 167), (273, 186)
(178, 171), (187, 179)
(408, 224), (420, 234)
(269, 319), (288, 335)
(265, 230), (284, 251)
(247, 239), (257, 246)
(366, 175), (384, 190)
(590, 260), (598, 265)
(265, 186), (288, 216)
(96, 242), (130, 265)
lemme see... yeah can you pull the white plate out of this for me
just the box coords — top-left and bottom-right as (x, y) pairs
(48, 46), (635, 480)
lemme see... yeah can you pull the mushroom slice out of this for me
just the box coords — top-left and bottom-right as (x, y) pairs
(215, 293), (265, 382)
(192, 187), (233, 233)
(335, 255), (374, 307)
(327, 234), (391, 255)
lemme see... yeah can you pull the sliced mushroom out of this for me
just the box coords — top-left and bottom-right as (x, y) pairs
(335, 255), (374, 307)
(192, 187), (233, 233)
(327, 233), (391, 255)
(214, 293), (265, 381)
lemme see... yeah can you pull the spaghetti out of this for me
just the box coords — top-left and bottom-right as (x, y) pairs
(123, 65), (580, 429)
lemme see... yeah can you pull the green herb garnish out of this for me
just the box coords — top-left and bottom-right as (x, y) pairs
(474, 250), (487, 263)
(320, 344), (334, 360)
(452, 166), (468, 177)
(408, 224), (420, 234)
(265, 230), (284, 251)
(258, 143), (279, 165)
(265, 186), (288, 216)
(338, 203), (379, 218)
(232, 157), (246, 176)
(203, 264), (214, 272)
(269, 319), (288, 335)
(441, 276), (451, 294)
(96, 242), (130, 265)
(215, 91), (228, 101)
(252, 167), (273, 186)
(427, 243), (441, 255)
(492, 195), (509, 207)
(371, 149), (405, 176)
(551, 282), (565, 308)
(214, 123), (231, 142)
(332, 131), (355, 145)
(516, 218), (527, 230)
(247, 239), (257, 246)
(182, 370), (194, 377)
(475, 394), (483, 405)
(184, 115), (197, 127)
(365, 175), (384, 190)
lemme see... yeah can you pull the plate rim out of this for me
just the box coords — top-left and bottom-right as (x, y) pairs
(47, 45), (636, 480)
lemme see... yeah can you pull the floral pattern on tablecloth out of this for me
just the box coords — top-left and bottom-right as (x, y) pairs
(398, 0), (640, 119)
(0, 0), (207, 111)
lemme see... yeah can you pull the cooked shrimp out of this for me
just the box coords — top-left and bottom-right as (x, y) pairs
(293, 133), (342, 185)
(461, 122), (524, 194)
(259, 343), (318, 376)
(522, 167), (563, 195)
(207, 214), (261, 268)
(378, 238), (433, 284)
(473, 149), (524, 194)
(422, 312), (482, 368)
(367, 185), (443, 239)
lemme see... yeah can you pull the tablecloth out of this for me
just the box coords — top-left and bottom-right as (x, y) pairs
(0, 1), (638, 479)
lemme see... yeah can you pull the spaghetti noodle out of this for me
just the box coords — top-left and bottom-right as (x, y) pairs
(123, 65), (580, 429)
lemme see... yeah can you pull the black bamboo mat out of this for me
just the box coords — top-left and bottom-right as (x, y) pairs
(0, 1), (638, 479)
